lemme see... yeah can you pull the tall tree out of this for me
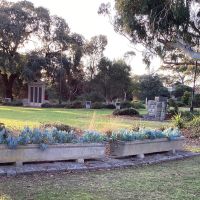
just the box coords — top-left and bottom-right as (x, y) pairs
(99, 0), (200, 111)
(132, 74), (169, 100)
(92, 58), (132, 101)
(84, 35), (108, 80)
(99, 0), (200, 59)
(0, 0), (50, 99)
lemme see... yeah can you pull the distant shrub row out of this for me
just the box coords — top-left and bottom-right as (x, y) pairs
(41, 100), (145, 110)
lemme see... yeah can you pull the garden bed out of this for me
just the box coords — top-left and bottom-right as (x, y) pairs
(110, 137), (184, 158)
(0, 143), (105, 166)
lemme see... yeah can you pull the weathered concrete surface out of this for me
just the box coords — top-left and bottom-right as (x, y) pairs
(0, 151), (199, 177)
(110, 137), (184, 158)
(0, 143), (105, 165)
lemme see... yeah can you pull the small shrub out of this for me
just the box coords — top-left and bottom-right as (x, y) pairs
(163, 128), (182, 141)
(6, 135), (18, 149)
(111, 128), (182, 142)
(42, 123), (72, 132)
(65, 101), (83, 109)
(168, 99), (179, 114)
(0, 123), (5, 131)
(132, 101), (145, 109)
(172, 114), (185, 129)
(120, 101), (145, 109)
(179, 111), (200, 122)
(194, 94), (200, 107)
(103, 103), (116, 109)
(140, 128), (165, 139)
(181, 91), (191, 105)
(41, 103), (66, 108)
(53, 129), (77, 143)
(120, 101), (133, 109)
(186, 116), (200, 139)
(113, 108), (139, 116)
(41, 103), (52, 108)
(77, 92), (105, 102)
(18, 127), (32, 145)
(111, 129), (146, 141)
(2, 100), (23, 107)
(176, 101), (186, 107)
(52, 104), (66, 108)
(0, 128), (7, 144)
(82, 131), (106, 143)
(92, 102), (103, 109)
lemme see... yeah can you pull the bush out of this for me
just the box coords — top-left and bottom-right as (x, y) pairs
(2, 100), (23, 107)
(103, 103), (116, 109)
(120, 101), (133, 109)
(41, 103), (66, 108)
(176, 101), (186, 107)
(65, 101), (83, 108)
(113, 108), (139, 116)
(171, 114), (185, 129)
(181, 91), (191, 105)
(0, 126), (101, 150)
(82, 131), (107, 143)
(111, 128), (182, 142)
(120, 101), (145, 109)
(41, 103), (52, 108)
(52, 104), (66, 108)
(168, 99), (179, 114)
(172, 84), (192, 98)
(132, 101), (145, 109)
(41, 123), (72, 132)
(186, 117), (200, 139)
(179, 111), (200, 122)
(91, 102), (103, 109)
(77, 92), (105, 102)
(0, 123), (5, 131)
(194, 94), (200, 107)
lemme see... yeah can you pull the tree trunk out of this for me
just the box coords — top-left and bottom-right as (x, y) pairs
(190, 61), (198, 112)
(1, 74), (18, 100)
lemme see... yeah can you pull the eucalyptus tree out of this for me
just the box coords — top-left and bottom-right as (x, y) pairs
(84, 35), (108, 80)
(0, 0), (50, 99)
(99, 0), (200, 111)
(42, 17), (86, 102)
(93, 58), (132, 101)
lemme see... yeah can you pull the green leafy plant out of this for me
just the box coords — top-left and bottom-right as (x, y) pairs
(0, 123), (5, 131)
(91, 102), (103, 109)
(82, 131), (107, 143)
(186, 116), (200, 139)
(42, 123), (72, 132)
(172, 113), (185, 129)
(53, 129), (77, 143)
(111, 128), (182, 142)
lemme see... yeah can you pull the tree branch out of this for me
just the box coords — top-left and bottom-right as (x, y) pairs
(158, 38), (200, 60)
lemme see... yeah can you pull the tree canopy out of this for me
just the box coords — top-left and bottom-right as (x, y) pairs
(99, 0), (200, 61)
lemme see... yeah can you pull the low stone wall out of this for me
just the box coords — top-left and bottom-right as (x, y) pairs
(0, 143), (106, 166)
(110, 137), (184, 158)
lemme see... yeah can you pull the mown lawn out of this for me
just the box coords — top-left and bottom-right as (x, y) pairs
(0, 106), (170, 131)
(0, 157), (200, 200)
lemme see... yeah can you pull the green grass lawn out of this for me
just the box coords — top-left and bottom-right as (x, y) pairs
(0, 157), (200, 200)
(0, 106), (171, 131)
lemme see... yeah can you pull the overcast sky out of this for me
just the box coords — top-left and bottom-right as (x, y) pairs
(12, 0), (161, 74)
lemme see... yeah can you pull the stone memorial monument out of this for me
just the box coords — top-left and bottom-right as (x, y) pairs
(27, 79), (45, 107)
(85, 101), (91, 109)
(146, 97), (167, 121)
